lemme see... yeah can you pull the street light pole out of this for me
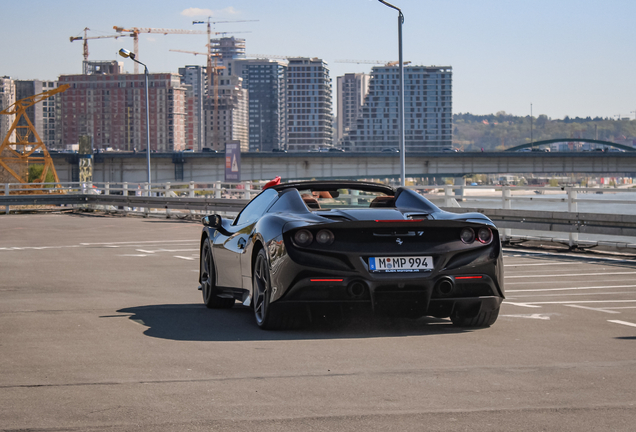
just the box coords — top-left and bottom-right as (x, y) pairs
(378, 0), (405, 187)
(119, 48), (151, 186)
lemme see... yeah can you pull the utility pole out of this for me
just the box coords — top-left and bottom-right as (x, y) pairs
(530, 103), (533, 150)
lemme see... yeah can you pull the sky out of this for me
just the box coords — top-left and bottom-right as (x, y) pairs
(2, 0), (635, 120)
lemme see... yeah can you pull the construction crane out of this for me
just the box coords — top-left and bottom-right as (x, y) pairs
(190, 18), (258, 150)
(0, 84), (70, 189)
(70, 27), (132, 65)
(113, 26), (209, 73)
(170, 48), (225, 150)
(335, 59), (411, 66)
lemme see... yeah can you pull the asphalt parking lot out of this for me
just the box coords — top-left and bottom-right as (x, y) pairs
(1, 213), (635, 431)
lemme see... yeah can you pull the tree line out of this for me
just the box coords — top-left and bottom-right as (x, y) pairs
(453, 112), (636, 151)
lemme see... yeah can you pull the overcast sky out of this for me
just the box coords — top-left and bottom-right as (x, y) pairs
(2, 0), (635, 119)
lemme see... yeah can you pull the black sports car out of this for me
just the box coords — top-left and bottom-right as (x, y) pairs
(199, 180), (504, 329)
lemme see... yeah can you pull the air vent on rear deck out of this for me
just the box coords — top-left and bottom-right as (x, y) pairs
(320, 215), (352, 222)
(406, 214), (429, 220)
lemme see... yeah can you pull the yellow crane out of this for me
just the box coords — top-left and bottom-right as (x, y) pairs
(70, 27), (132, 65)
(170, 49), (225, 150)
(0, 84), (70, 189)
(113, 26), (209, 73)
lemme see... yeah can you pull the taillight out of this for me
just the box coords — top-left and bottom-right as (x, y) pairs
(460, 227), (475, 244)
(315, 229), (334, 245)
(477, 227), (493, 244)
(294, 229), (313, 246)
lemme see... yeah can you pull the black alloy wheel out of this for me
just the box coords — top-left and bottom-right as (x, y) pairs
(200, 239), (234, 309)
(252, 249), (303, 330)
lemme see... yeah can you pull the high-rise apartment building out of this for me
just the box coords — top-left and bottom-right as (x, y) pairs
(286, 57), (333, 151)
(336, 73), (370, 146)
(0, 77), (16, 144)
(15, 80), (61, 148)
(342, 65), (453, 151)
(211, 37), (246, 63)
(58, 72), (187, 152)
(227, 58), (287, 152)
(205, 74), (249, 152)
(178, 65), (206, 151)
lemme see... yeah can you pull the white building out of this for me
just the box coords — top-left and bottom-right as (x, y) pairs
(286, 58), (333, 151)
(336, 73), (370, 146)
(0, 76), (16, 144)
(342, 65), (453, 151)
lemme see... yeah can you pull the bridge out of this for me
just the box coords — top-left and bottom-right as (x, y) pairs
(50, 151), (636, 183)
(506, 138), (635, 152)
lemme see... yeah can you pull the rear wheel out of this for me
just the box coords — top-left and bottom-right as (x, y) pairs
(200, 239), (234, 309)
(451, 305), (499, 327)
(253, 249), (302, 330)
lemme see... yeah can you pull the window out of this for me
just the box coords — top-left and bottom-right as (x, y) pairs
(233, 188), (279, 226)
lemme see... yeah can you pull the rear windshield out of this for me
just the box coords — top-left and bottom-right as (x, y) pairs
(296, 187), (395, 210)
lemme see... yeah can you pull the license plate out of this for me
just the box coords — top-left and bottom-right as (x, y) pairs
(369, 256), (433, 273)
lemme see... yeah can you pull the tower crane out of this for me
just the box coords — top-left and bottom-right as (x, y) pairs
(190, 18), (258, 149)
(113, 26), (208, 73)
(70, 27), (133, 66)
(335, 59), (411, 66)
(0, 84), (70, 188)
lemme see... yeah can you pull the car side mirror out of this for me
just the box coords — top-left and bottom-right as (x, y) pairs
(202, 214), (223, 229)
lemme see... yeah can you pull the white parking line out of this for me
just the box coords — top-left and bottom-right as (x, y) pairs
(136, 249), (198, 254)
(504, 261), (593, 267)
(500, 314), (551, 320)
(506, 299), (636, 309)
(174, 256), (196, 261)
(607, 320), (636, 328)
(508, 292), (636, 299)
(80, 240), (197, 245)
(565, 305), (620, 314)
(507, 271), (636, 279)
(507, 285), (636, 293)
(506, 279), (636, 285)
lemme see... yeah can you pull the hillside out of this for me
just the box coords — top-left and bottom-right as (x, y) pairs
(452, 112), (636, 151)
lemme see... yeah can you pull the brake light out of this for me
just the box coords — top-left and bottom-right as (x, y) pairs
(455, 276), (483, 280)
(310, 279), (344, 282)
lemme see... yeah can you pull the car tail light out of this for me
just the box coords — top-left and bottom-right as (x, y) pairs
(460, 227), (475, 244)
(294, 229), (313, 246)
(477, 227), (493, 244)
(315, 229), (334, 245)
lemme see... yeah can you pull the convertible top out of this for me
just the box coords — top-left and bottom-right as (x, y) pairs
(271, 180), (395, 195)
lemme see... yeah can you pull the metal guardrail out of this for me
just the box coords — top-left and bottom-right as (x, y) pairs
(3, 181), (636, 249)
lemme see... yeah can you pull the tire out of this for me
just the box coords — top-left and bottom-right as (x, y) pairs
(252, 249), (302, 330)
(451, 305), (499, 327)
(200, 239), (235, 309)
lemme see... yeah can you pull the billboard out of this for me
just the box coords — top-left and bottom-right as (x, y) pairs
(225, 140), (241, 182)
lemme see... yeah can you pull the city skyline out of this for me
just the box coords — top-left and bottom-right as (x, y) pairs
(2, 0), (635, 120)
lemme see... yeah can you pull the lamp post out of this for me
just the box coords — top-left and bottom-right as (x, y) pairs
(119, 48), (151, 186)
(378, 0), (405, 187)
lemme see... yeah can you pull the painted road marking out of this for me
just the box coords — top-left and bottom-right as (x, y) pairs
(565, 305), (620, 314)
(80, 240), (197, 246)
(505, 302), (542, 308)
(174, 256), (196, 261)
(504, 262), (590, 267)
(607, 320), (636, 328)
(500, 314), (551, 320)
(507, 271), (636, 279)
(136, 248), (198, 254)
(510, 300), (636, 305)
(507, 285), (636, 293)
(506, 279), (636, 286)
(508, 292), (636, 299)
